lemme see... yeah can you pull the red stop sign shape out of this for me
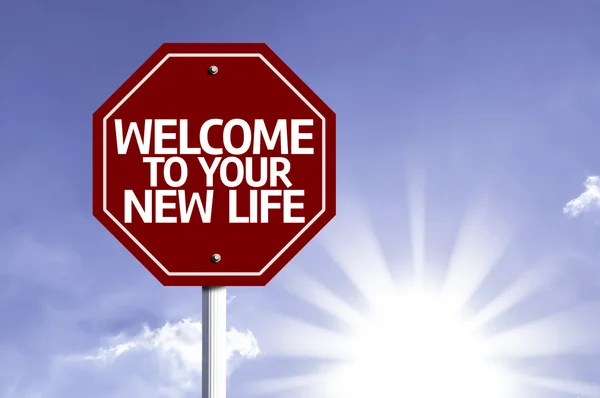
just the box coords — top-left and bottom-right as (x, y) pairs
(92, 43), (336, 286)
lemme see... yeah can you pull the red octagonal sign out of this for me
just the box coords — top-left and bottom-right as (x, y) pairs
(92, 43), (336, 286)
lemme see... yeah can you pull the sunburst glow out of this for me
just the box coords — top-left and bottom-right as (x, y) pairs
(325, 288), (514, 398)
(247, 195), (600, 398)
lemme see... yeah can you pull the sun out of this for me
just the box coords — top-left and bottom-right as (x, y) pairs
(247, 199), (600, 398)
(324, 288), (515, 398)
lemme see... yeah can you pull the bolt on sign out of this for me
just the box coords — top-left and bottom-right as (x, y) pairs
(92, 43), (336, 286)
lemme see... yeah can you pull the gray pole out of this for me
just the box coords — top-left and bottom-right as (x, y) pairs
(202, 286), (227, 398)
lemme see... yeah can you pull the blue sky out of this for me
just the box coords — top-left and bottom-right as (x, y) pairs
(3, 0), (600, 397)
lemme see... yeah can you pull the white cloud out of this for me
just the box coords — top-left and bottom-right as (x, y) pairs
(60, 318), (260, 396)
(5, 318), (259, 398)
(563, 176), (600, 217)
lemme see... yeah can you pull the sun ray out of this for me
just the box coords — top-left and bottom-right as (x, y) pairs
(469, 261), (563, 329)
(245, 374), (325, 396)
(319, 200), (396, 308)
(256, 314), (351, 359)
(281, 268), (365, 327)
(441, 200), (512, 311)
(407, 167), (427, 287)
(485, 300), (600, 357)
(515, 374), (600, 397)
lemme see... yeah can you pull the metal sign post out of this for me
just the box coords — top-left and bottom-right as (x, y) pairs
(202, 286), (227, 398)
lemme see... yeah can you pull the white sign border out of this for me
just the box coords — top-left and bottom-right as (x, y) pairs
(103, 53), (327, 277)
